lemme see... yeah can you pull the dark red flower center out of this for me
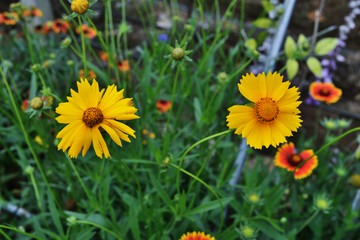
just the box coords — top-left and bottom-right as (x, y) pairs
(319, 88), (330, 96)
(288, 154), (303, 166)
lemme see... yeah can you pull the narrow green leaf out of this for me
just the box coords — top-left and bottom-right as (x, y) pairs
(286, 59), (299, 80)
(284, 36), (297, 58)
(306, 57), (322, 77)
(251, 219), (286, 240)
(298, 34), (310, 57)
(253, 18), (272, 28)
(194, 97), (202, 123)
(262, 0), (275, 12)
(129, 201), (141, 240)
(184, 197), (232, 216)
(314, 38), (338, 56)
(48, 192), (64, 237)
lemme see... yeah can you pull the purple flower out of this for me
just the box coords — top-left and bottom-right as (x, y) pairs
(157, 34), (169, 42)
(306, 96), (320, 106)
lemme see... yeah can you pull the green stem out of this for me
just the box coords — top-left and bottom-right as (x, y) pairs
(65, 155), (93, 203)
(29, 170), (49, 227)
(171, 163), (225, 234)
(176, 129), (233, 194)
(0, 65), (60, 208)
(78, 16), (87, 75)
(76, 220), (123, 239)
(0, 225), (44, 240)
(297, 210), (319, 234)
(162, 66), (181, 158)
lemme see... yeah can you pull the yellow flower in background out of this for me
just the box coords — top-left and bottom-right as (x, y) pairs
(226, 71), (302, 149)
(179, 231), (215, 240)
(55, 78), (139, 158)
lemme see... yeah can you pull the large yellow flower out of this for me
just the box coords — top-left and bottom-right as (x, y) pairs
(226, 71), (302, 149)
(55, 78), (139, 158)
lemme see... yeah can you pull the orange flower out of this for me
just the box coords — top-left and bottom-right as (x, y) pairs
(52, 19), (69, 34)
(117, 60), (130, 72)
(79, 69), (97, 79)
(156, 100), (171, 113)
(274, 142), (318, 179)
(35, 23), (52, 34)
(21, 99), (29, 112)
(24, 7), (43, 17)
(309, 82), (342, 104)
(99, 51), (108, 62)
(76, 25), (97, 39)
(2, 12), (18, 25)
(180, 232), (215, 240)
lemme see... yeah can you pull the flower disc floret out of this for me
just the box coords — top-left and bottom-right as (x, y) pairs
(226, 71), (302, 149)
(82, 107), (103, 128)
(172, 47), (185, 60)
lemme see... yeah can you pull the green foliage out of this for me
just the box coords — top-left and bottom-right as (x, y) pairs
(0, 1), (358, 240)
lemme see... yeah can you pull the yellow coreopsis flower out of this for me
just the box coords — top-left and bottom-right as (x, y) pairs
(55, 78), (139, 158)
(226, 71), (302, 149)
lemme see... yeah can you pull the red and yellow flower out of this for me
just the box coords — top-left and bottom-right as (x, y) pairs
(179, 232), (215, 240)
(23, 7), (43, 18)
(1, 12), (19, 25)
(76, 24), (97, 39)
(117, 60), (130, 73)
(79, 69), (97, 79)
(274, 142), (318, 179)
(309, 82), (342, 104)
(156, 100), (171, 113)
(52, 19), (69, 34)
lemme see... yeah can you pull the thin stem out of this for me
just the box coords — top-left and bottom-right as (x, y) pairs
(310, 0), (327, 54)
(297, 210), (319, 234)
(65, 155), (93, 203)
(0, 225), (44, 240)
(29, 170), (49, 227)
(78, 16), (87, 75)
(162, 66), (181, 159)
(171, 163), (225, 234)
(176, 129), (233, 194)
(76, 220), (123, 239)
(0, 65), (60, 208)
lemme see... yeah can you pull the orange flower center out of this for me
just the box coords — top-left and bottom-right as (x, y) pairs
(254, 97), (279, 122)
(289, 154), (302, 166)
(82, 107), (103, 128)
(319, 88), (330, 96)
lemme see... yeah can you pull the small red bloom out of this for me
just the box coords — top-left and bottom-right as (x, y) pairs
(180, 232), (215, 240)
(52, 19), (69, 34)
(274, 142), (318, 179)
(116, 60), (130, 73)
(2, 12), (18, 25)
(21, 99), (29, 112)
(310, 82), (342, 104)
(156, 100), (171, 113)
(76, 24), (97, 39)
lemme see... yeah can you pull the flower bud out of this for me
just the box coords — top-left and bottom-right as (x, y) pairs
(71, 0), (89, 15)
(171, 48), (185, 61)
(350, 174), (360, 188)
(30, 97), (43, 110)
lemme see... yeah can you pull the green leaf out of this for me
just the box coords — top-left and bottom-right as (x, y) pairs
(48, 192), (64, 237)
(194, 97), (202, 123)
(129, 200), (141, 240)
(306, 57), (322, 77)
(286, 59), (299, 80)
(262, 0), (275, 12)
(251, 219), (287, 240)
(184, 197), (232, 216)
(314, 38), (338, 56)
(253, 18), (272, 28)
(245, 39), (257, 51)
(298, 34), (310, 57)
(284, 36), (297, 58)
